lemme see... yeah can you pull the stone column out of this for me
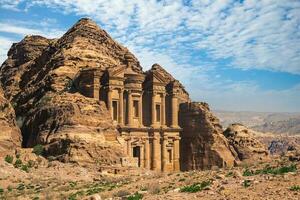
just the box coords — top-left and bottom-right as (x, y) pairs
(140, 145), (145, 168)
(127, 138), (132, 157)
(161, 93), (166, 127)
(173, 136), (180, 171)
(127, 91), (133, 126)
(144, 138), (150, 169)
(107, 87), (113, 118)
(118, 89), (124, 125)
(161, 135), (168, 172)
(93, 72), (101, 99)
(139, 93), (143, 127)
(151, 91), (156, 127)
(171, 93), (179, 128)
(152, 132), (161, 171)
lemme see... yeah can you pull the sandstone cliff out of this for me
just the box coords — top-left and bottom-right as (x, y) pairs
(179, 102), (236, 170)
(0, 18), (131, 165)
(223, 123), (270, 164)
(0, 87), (22, 157)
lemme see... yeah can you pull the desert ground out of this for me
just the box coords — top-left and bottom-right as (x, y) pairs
(0, 149), (299, 200)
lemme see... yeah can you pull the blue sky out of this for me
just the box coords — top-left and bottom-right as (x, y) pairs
(0, 0), (299, 112)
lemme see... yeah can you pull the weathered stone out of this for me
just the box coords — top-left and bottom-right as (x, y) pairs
(223, 123), (270, 164)
(179, 102), (236, 170)
(0, 87), (22, 157)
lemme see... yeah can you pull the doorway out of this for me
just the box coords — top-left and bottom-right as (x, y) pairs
(133, 146), (141, 167)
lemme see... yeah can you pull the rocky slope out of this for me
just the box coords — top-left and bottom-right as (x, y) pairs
(223, 124), (270, 164)
(0, 18), (131, 165)
(215, 110), (300, 135)
(253, 118), (300, 135)
(179, 102), (236, 170)
(0, 87), (22, 157)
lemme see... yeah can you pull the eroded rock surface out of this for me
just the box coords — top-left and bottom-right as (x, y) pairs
(0, 18), (128, 165)
(223, 123), (270, 164)
(0, 87), (22, 157)
(179, 102), (236, 170)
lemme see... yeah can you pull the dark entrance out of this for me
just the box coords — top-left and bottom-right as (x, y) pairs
(133, 146), (141, 167)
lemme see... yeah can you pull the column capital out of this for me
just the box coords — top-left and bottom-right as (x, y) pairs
(118, 88), (124, 93)
(108, 86), (114, 91)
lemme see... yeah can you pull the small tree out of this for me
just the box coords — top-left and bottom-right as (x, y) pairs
(32, 144), (44, 156)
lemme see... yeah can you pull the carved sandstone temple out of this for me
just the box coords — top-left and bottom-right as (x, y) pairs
(76, 52), (190, 172)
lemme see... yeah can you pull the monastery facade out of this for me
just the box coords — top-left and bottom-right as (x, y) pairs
(77, 53), (190, 172)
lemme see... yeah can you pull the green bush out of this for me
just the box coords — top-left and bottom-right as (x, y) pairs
(226, 171), (234, 177)
(4, 155), (13, 164)
(243, 180), (251, 188)
(86, 187), (103, 195)
(243, 164), (297, 176)
(180, 181), (211, 193)
(14, 159), (22, 168)
(127, 192), (143, 200)
(289, 185), (300, 191)
(21, 164), (29, 173)
(32, 144), (44, 156)
(69, 181), (77, 188)
(27, 160), (35, 168)
(0, 187), (3, 194)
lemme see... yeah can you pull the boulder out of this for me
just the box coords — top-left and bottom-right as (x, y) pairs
(223, 123), (270, 164)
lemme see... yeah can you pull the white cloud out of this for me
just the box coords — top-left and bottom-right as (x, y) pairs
(0, 36), (16, 65)
(0, 19), (65, 64)
(0, 22), (65, 38)
(197, 82), (300, 112)
(0, 0), (24, 11)
(11, 0), (298, 75)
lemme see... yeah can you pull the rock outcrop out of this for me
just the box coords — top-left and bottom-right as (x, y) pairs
(223, 124), (270, 164)
(179, 102), (236, 170)
(0, 87), (22, 157)
(0, 18), (130, 165)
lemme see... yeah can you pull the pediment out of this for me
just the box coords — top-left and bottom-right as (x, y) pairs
(152, 70), (168, 84)
(108, 65), (125, 77)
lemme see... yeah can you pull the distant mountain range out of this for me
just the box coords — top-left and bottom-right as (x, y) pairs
(214, 110), (300, 135)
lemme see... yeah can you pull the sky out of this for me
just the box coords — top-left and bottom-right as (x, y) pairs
(0, 0), (299, 112)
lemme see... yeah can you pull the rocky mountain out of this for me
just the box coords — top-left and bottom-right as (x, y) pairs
(0, 18), (132, 165)
(0, 18), (272, 170)
(214, 110), (300, 135)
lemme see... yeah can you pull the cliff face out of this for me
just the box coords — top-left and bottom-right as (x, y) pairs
(0, 18), (132, 164)
(223, 124), (270, 164)
(0, 87), (22, 157)
(179, 102), (236, 170)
